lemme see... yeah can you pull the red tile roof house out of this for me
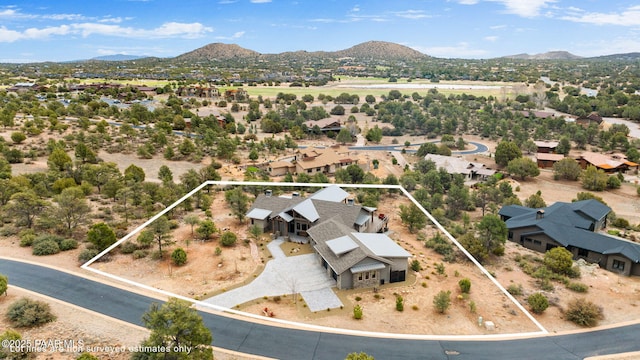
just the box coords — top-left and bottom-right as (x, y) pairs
(246, 186), (408, 289)
(499, 200), (640, 276)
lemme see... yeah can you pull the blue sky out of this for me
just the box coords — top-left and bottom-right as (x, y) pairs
(1, 0), (639, 63)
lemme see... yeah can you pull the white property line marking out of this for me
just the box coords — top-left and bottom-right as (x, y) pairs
(82, 180), (548, 339)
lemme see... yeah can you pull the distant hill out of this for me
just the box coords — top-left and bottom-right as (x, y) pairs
(175, 43), (260, 62)
(587, 52), (640, 61)
(502, 51), (582, 60)
(90, 54), (146, 61)
(333, 41), (428, 61)
(174, 41), (429, 63)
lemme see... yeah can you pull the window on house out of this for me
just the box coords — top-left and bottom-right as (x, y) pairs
(307, 169), (312, 173)
(578, 248), (589, 257)
(508, 231), (513, 240)
(371, 271), (376, 279)
(358, 273), (363, 281)
(612, 259), (625, 271)
(524, 237), (533, 243)
(533, 240), (542, 246)
(365, 273), (369, 280)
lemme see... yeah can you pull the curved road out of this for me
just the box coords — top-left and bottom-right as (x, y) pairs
(1, 259), (638, 360)
(349, 141), (489, 155)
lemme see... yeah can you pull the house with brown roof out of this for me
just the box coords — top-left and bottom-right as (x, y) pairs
(536, 153), (564, 168)
(303, 118), (342, 133)
(294, 147), (359, 176)
(576, 112), (604, 128)
(534, 140), (559, 154)
(266, 161), (296, 177)
(577, 152), (639, 173)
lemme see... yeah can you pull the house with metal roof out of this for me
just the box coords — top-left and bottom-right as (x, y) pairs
(499, 200), (640, 276)
(308, 218), (411, 289)
(423, 154), (495, 181)
(246, 186), (405, 289)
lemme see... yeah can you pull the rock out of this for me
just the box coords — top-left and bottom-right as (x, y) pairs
(485, 321), (495, 331)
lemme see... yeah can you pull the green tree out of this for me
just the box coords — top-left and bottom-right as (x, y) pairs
(184, 214), (200, 237)
(196, 219), (217, 241)
(135, 298), (213, 360)
(524, 192), (546, 208)
(124, 164), (146, 183)
(581, 165), (608, 191)
(225, 187), (249, 223)
(458, 278), (471, 294)
(0, 157), (11, 180)
(336, 128), (353, 144)
(553, 157), (581, 181)
(445, 184), (470, 219)
(433, 290), (451, 314)
(52, 187), (90, 233)
(477, 214), (507, 256)
(544, 247), (574, 275)
(495, 141), (522, 167)
(83, 162), (121, 194)
(365, 126), (383, 143)
(171, 248), (187, 266)
(506, 157), (540, 180)
(47, 147), (72, 172)
(149, 216), (173, 258)
(7, 191), (49, 228)
(87, 222), (117, 251)
(158, 165), (174, 184)
(398, 204), (427, 233)
(74, 142), (96, 163)
(556, 137), (571, 156)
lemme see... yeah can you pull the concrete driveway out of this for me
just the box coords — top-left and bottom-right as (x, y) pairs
(204, 239), (342, 312)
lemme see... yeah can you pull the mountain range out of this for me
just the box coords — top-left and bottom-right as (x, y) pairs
(85, 41), (640, 63)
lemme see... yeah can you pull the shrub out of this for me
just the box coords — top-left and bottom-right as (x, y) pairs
(395, 295), (404, 312)
(353, 304), (363, 320)
(33, 234), (65, 247)
(0, 329), (30, 359)
(433, 290), (451, 314)
(132, 250), (148, 259)
(220, 231), (237, 247)
(18, 229), (36, 247)
(507, 284), (523, 296)
(355, 296), (362, 302)
(59, 239), (78, 251)
(612, 218), (630, 229)
(544, 247), (574, 275)
(7, 297), (57, 327)
(78, 248), (100, 263)
(171, 248), (187, 266)
(410, 259), (421, 272)
(567, 282), (589, 293)
(120, 241), (138, 254)
(435, 263), (446, 275)
(458, 278), (471, 294)
(32, 239), (60, 256)
(527, 293), (549, 314)
(565, 298), (603, 327)
(77, 354), (100, 360)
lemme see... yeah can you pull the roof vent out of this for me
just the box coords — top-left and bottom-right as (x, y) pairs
(265, 189), (272, 197)
(536, 209), (545, 219)
(292, 192), (300, 197)
(347, 198), (355, 206)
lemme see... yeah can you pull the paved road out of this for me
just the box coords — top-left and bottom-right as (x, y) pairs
(349, 141), (489, 155)
(1, 258), (639, 360)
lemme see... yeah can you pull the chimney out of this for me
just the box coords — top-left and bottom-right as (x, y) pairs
(265, 189), (272, 197)
(292, 192), (300, 197)
(347, 198), (355, 206)
(536, 209), (545, 219)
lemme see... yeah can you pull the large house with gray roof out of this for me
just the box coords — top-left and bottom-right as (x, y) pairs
(246, 185), (410, 289)
(499, 200), (640, 276)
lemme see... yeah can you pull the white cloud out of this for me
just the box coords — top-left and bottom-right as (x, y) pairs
(561, 5), (640, 26)
(453, 0), (480, 4)
(490, 24), (507, 30)
(574, 37), (640, 57)
(484, 35), (498, 42)
(250, 0), (271, 3)
(0, 21), (213, 42)
(393, 10), (431, 19)
(490, 0), (556, 18)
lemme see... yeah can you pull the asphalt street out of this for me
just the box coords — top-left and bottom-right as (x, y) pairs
(1, 258), (639, 360)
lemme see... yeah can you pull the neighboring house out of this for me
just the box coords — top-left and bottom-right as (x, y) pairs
(266, 161), (296, 177)
(519, 111), (557, 119)
(308, 219), (411, 289)
(536, 153), (564, 168)
(294, 147), (359, 176)
(7, 82), (43, 93)
(576, 152), (639, 174)
(423, 154), (495, 181)
(499, 200), (640, 276)
(534, 140), (559, 154)
(246, 185), (405, 289)
(303, 118), (342, 133)
(576, 112), (603, 128)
